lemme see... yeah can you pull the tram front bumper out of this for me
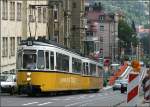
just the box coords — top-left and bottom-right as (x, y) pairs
(18, 85), (41, 94)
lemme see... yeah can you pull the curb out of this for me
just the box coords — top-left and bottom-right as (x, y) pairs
(102, 86), (113, 91)
(113, 100), (126, 107)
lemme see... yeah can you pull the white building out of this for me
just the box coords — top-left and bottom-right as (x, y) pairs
(0, 0), (48, 74)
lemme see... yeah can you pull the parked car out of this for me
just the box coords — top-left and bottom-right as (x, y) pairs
(120, 83), (127, 93)
(0, 75), (17, 95)
(113, 79), (128, 91)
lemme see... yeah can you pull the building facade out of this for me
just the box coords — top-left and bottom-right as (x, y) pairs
(47, 0), (86, 53)
(0, 0), (47, 74)
(85, 3), (119, 63)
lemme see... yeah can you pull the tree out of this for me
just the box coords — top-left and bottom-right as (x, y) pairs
(118, 20), (139, 48)
(140, 36), (150, 54)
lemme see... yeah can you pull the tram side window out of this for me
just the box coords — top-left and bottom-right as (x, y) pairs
(56, 53), (62, 70)
(45, 51), (49, 69)
(90, 64), (96, 76)
(72, 58), (81, 74)
(50, 52), (54, 70)
(37, 50), (45, 69)
(83, 63), (86, 75)
(86, 63), (89, 75)
(56, 53), (69, 71)
(62, 54), (69, 71)
(98, 66), (103, 77)
(83, 62), (89, 75)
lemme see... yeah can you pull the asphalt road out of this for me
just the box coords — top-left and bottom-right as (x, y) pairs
(0, 89), (126, 107)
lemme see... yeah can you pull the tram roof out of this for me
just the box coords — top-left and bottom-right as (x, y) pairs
(20, 37), (100, 64)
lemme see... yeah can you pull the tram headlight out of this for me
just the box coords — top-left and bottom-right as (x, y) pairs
(27, 72), (31, 76)
(27, 77), (31, 81)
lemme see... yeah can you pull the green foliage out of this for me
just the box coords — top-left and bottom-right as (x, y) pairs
(144, 24), (150, 29)
(118, 20), (139, 47)
(140, 36), (150, 54)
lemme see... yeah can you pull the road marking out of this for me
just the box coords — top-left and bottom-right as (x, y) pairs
(89, 95), (95, 98)
(64, 99), (71, 100)
(37, 102), (52, 106)
(65, 94), (120, 107)
(80, 103), (88, 107)
(76, 96), (85, 99)
(51, 99), (60, 101)
(67, 97), (75, 99)
(22, 102), (38, 106)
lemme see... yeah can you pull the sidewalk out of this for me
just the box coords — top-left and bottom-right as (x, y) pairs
(118, 95), (150, 107)
(102, 86), (112, 91)
(137, 96), (150, 107)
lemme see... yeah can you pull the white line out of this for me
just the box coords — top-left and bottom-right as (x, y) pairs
(65, 96), (114, 107)
(64, 99), (71, 100)
(65, 95), (119, 107)
(37, 102), (52, 106)
(67, 97), (75, 99)
(51, 99), (60, 101)
(22, 102), (38, 106)
(89, 95), (95, 98)
(76, 97), (82, 100)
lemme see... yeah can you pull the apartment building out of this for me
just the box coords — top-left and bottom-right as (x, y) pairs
(0, 0), (47, 74)
(85, 3), (119, 63)
(47, 0), (86, 53)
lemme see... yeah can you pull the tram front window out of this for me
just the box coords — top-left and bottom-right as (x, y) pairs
(23, 54), (36, 69)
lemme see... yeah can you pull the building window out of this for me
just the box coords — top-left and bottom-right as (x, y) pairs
(86, 31), (93, 36)
(2, 37), (8, 57)
(2, 0), (8, 20)
(10, 2), (15, 20)
(43, 8), (47, 23)
(72, 2), (76, 8)
(10, 37), (15, 56)
(38, 7), (42, 23)
(17, 3), (22, 21)
(99, 16), (104, 22)
(29, 5), (35, 22)
(100, 25), (104, 32)
(17, 37), (21, 45)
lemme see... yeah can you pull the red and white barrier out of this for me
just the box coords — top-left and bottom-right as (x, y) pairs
(144, 79), (150, 102)
(127, 72), (140, 106)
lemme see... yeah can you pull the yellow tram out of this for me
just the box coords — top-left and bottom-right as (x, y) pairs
(16, 39), (103, 95)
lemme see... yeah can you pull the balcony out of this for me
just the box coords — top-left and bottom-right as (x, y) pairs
(83, 36), (98, 42)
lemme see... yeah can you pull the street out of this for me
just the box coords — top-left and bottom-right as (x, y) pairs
(1, 89), (126, 107)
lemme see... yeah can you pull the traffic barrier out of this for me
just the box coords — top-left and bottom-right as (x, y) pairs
(127, 72), (140, 106)
(144, 78), (150, 102)
(109, 63), (128, 85)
